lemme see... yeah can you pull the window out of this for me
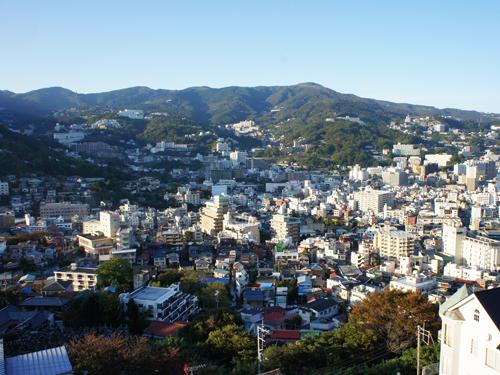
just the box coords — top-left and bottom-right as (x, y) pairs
(485, 348), (500, 371)
(474, 309), (480, 322)
(444, 324), (452, 347)
(470, 339), (478, 356)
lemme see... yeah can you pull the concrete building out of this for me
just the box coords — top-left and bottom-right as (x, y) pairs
(0, 181), (9, 196)
(355, 189), (394, 214)
(199, 195), (233, 236)
(389, 275), (436, 294)
(374, 226), (416, 259)
(442, 219), (466, 264)
(40, 202), (89, 220)
(117, 109), (144, 120)
(270, 213), (300, 244)
(382, 168), (408, 186)
(99, 211), (120, 238)
(392, 143), (421, 156)
(462, 231), (500, 272)
(120, 285), (199, 322)
(221, 212), (260, 243)
(439, 286), (500, 375)
(54, 263), (98, 291)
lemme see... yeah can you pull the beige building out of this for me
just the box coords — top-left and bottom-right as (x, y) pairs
(355, 190), (394, 214)
(270, 213), (300, 244)
(77, 233), (114, 256)
(199, 195), (233, 236)
(374, 226), (415, 260)
(40, 202), (89, 220)
(54, 263), (98, 291)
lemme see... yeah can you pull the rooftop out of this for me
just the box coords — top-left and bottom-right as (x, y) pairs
(129, 286), (177, 302)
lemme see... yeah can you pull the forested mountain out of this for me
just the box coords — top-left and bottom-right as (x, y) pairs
(1, 83), (495, 128)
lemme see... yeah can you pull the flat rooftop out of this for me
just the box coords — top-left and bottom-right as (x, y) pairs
(129, 286), (177, 302)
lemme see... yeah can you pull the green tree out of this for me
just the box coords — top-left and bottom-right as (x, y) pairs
(127, 299), (147, 335)
(157, 269), (182, 287)
(206, 324), (255, 366)
(97, 257), (133, 292)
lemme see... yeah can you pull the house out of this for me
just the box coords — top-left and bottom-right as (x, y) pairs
(439, 286), (500, 375)
(40, 280), (73, 296)
(299, 298), (339, 323)
(143, 320), (187, 339)
(297, 275), (313, 296)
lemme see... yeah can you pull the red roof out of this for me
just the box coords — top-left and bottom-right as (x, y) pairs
(144, 321), (187, 338)
(271, 329), (300, 341)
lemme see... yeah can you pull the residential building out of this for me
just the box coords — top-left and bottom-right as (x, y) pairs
(270, 213), (300, 244)
(355, 189), (394, 214)
(442, 219), (466, 263)
(120, 285), (199, 322)
(0, 181), (9, 196)
(462, 231), (500, 272)
(199, 195), (233, 236)
(374, 226), (416, 259)
(54, 263), (98, 291)
(40, 202), (89, 220)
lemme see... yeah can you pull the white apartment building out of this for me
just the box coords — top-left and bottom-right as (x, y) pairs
(389, 274), (436, 294)
(374, 226), (415, 259)
(120, 285), (199, 322)
(462, 232), (500, 272)
(117, 109), (144, 120)
(439, 286), (500, 375)
(442, 219), (466, 263)
(220, 212), (260, 243)
(54, 263), (98, 291)
(355, 189), (394, 214)
(392, 143), (421, 156)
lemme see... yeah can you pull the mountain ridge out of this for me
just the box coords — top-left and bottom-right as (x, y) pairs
(0, 83), (497, 127)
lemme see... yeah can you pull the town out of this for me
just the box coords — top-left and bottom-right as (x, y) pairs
(0, 102), (499, 375)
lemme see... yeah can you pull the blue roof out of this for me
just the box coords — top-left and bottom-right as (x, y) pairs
(6, 345), (73, 375)
(200, 277), (229, 285)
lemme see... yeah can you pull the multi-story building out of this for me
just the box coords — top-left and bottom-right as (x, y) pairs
(442, 219), (466, 263)
(355, 189), (394, 214)
(54, 263), (98, 291)
(199, 195), (233, 236)
(0, 211), (15, 229)
(221, 212), (260, 243)
(462, 231), (500, 272)
(77, 233), (114, 256)
(374, 226), (415, 260)
(270, 213), (300, 244)
(0, 182), (9, 196)
(99, 211), (120, 238)
(40, 202), (89, 220)
(121, 285), (198, 322)
(382, 168), (408, 186)
(389, 275), (436, 294)
(439, 286), (500, 375)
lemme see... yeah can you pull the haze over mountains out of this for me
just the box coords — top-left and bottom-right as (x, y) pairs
(0, 83), (496, 127)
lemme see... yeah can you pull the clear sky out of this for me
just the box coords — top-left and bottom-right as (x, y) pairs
(1, 0), (499, 112)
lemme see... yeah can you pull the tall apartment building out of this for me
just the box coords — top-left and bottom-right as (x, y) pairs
(382, 168), (408, 186)
(439, 286), (500, 375)
(0, 182), (9, 196)
(270, 213), (300, 244)
(221, 212), (260, 243)
(99, 211), (120, 238)
(373, 227), (415, 259)
(442, 219), (466, 263)
(199, 195), (233, 236)
(355, 190), (394, 214)
(462, 231), (500, 272)
(40, 202), (89, 220)
(54, 263), (98, 291)
(121, 285), (199, 322)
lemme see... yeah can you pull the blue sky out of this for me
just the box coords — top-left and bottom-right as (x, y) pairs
(1, 0), (499, 112)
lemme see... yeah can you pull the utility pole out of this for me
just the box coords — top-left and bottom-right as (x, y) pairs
(416, 325), (434, 375)
(257, 321), (270, 375)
